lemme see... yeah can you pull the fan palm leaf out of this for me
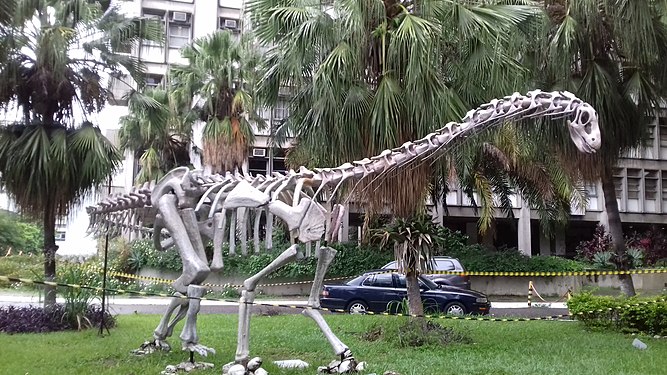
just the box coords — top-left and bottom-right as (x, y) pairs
(169, 30), (263, 173)
(0, 0), (161, 306)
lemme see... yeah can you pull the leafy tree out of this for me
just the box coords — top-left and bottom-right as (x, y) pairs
(374, 214), (443, 317)
(534, 0), (667, 295)
(168, 30), (266, 174)
(248, 0), (544, 316)
(119, 88), (196, 183)
(0, 211), (43, 255)
(0, 0), (161, 306)
(438, 123), (587, 239)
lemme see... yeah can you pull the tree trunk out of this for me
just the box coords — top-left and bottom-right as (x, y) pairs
(43, 207), (58, 307)
(601, 167), (636, 296)
(405, 270), (424, 318)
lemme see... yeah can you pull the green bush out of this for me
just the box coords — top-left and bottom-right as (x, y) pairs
(0, 212), (43, 255)
(223, 243), (393, 279)
(0, 254), (43, 288)
(445, 245), (586, 272)
(124, 237), (394, 278)
(568, 291), (667, 335)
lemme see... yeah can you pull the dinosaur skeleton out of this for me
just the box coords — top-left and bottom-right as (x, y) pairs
(87, 90), (601, 374)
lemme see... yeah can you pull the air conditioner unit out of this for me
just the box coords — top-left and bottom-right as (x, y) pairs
(252, 148), (266, 157)
(171, 12), (188, 22)
(224, 19), (238, 29)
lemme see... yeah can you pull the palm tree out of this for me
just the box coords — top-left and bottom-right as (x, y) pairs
(119, 88), (196, 183)
(374, 214), (443, 317)
(437, 123), (586, 240)
(0, 0), (161, 306)
(247, 0), (544, 316)
(169, 30), (266, 174)
(535, 0), (667, 296)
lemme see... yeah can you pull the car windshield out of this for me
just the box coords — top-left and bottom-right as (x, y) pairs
(418, 276), (439, 289)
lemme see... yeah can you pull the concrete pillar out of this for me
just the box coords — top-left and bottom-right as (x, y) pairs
(337, 204), (350, 243)
(517, 204), (532, 256)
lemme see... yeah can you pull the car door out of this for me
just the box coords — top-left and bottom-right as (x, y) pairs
(360, 273), (402, 312)
(395, 274), (441, 313)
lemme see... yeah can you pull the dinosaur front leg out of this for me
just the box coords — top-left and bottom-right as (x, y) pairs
(153, 294), (189, 347)
(235, 244), (300, 366)
(303, 246), (361, 374)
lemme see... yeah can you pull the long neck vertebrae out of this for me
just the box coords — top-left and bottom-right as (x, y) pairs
(287, 90), (599, 200)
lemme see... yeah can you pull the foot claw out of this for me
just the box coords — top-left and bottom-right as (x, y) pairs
(183, 343), (216, 357)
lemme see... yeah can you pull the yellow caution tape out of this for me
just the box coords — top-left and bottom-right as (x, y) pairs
(2, 274), (665, 323)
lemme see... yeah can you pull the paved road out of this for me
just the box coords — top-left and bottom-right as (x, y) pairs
(1, 295), (570, 318)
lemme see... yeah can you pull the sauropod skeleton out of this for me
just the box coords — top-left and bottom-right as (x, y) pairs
(86, 90), (601, 373)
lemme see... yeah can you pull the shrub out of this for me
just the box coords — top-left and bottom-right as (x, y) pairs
(362, 319), (472, 348)
(626, 226), (667, 266)
(0, 212), (43, 255)
(223, 243), (393, 279)
(57, 262), (117, 329)
(0, 254), (43, 288)
(575, 224), (612, 262)
(0, 304), (115, 334)
(567, 291), (667, 335)
(446, 245), (586, 272)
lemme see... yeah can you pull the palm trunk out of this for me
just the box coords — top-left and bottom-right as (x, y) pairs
(43, 206), (58, 307)
(601, 166), (636, 296)
(405, 270), (424, 318)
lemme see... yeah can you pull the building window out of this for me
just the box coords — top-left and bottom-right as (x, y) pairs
(613, 168), (624, 198)
(660, 119), (667, 159)
(168, 12), (192, 49)
(644, 170), (658, 200)
(272, 99), (289, 121)
(141, 9), (166, 47)
(145, 74), (163, 89)
(626, 168), (641, 200)
(55, 231), (66, 241)
(168, 24), (191, 48)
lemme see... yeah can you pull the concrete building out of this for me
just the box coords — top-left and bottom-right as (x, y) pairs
(4, 0), (664, 257)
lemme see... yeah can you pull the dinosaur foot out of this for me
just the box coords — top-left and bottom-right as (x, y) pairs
(222, 357), (268, 375)
(160, 361), (215, 375)
(131, 339), (171, 356)
(182, 342), (216, 357)
(317, 350), (366, 374)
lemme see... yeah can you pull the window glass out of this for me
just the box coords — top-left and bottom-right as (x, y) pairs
(435, 259), (455, 271)
(169, 24), (191, 48)
(362, 274), (393, 287)
(395, 275), (406, 288)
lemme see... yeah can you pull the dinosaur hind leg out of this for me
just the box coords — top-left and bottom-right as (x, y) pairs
(235, 244), (300, 365)
(303, 246), (360, 373)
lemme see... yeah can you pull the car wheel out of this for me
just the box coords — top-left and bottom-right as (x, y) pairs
(347, 300), (368, 315)
(444, 301), (466, 316)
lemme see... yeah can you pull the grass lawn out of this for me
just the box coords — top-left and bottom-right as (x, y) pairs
(1, 314), (666, 375)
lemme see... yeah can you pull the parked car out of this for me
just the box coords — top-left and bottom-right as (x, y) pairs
(382, 256), (470, 289)
(320, 270), (490, 316)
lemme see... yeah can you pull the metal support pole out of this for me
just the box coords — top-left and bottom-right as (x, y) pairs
(99, 177), (112, 336)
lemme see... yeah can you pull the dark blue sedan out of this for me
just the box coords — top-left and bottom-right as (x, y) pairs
(320, 270), (490, 315)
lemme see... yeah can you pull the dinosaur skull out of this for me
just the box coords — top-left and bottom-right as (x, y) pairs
(568, 103), (601, 153)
